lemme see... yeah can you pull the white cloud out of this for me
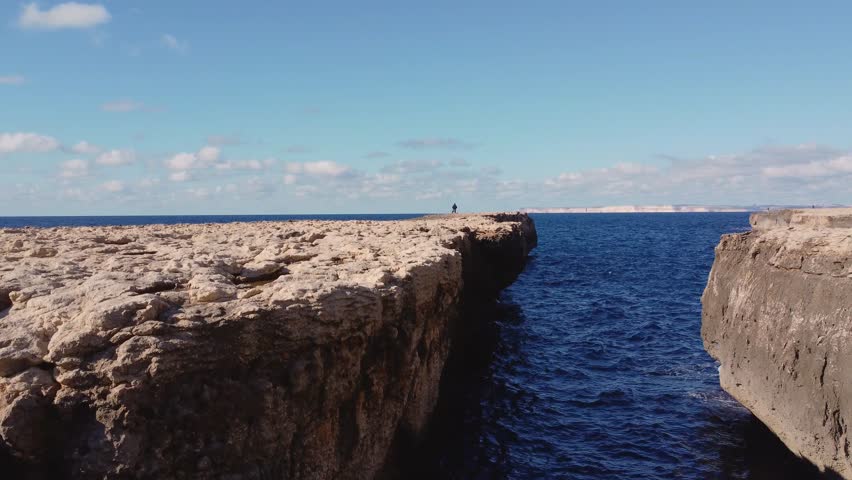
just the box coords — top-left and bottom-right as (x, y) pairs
(215, 159), (275, 170)
(0, 132), (60, 154)
(18, 2), (111, 30)
(169, 171), (192, 182)
(60, 187), (86, 201)
(285, 161), (351, 177)
(165, 152), (199, 170)
(278, 156), (514, 204)
(0, 75), (26, 85)
(101, 99), (145, 112)
(186, 187), (209, 198)
(161, 33), (189, 54)
(762, 162), (833, 178)
(164, 146), (275, 180)
(60, 159), (89, 178)
(70, 140), (101, 154)
(762, 155), (852, 178)
(165, 146), (220, 171)
(197, 146), (220, 163)
(381, 159), (443, 174)
(398, 138), (474, 150)
(101, 180), (125, 192)
(95, 149), (135, 166)
(540, 144), (852, 205)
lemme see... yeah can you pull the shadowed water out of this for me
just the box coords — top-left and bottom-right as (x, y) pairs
(414, 213), (826, 479)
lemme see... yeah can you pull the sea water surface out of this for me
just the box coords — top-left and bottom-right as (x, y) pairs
(416, 213), (825, 479)
(1, 213), (825, 478)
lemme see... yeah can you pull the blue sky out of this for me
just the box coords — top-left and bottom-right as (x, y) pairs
(2, 1), (851, 215)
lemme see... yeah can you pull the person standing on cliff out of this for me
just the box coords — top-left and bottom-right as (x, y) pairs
(452, 203), (458, 214)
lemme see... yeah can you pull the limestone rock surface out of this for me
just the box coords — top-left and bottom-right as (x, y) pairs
(0, 213), (536, 479)
(702, 208), (852, 478)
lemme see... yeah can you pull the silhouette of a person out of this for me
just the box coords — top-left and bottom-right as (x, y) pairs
(452, 203), (458, 214)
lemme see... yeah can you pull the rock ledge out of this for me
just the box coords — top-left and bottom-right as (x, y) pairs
(0, 213), (536, 479)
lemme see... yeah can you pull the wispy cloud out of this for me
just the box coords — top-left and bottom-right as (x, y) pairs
(101, 99), (145, 112)
(161, 33), (189, 54)
(0, 132), (60, 154)
(89, 30), (109, 47)
(169, 171), (192, 182)
(398, 138), (475, 150)
(381, 159), (443, 174)
(95, 149), (135, 166)
(166, 146), (276, 181)
(100, 180), (125, 192)
(215, 159), (276, 171)
(18, 2), (111, 30)
(207, 134), (242, 146)
(541, 144), (852, 205)
(277, 156), (512, 204)
(285, 161), (352, 177)
(165, 146), (221, 171)
(285, 145), (310, 154)
(69, 140), (101, 154)
(60, 159), (89, 178)
(0, 75), (26, 85)
(365, 151), (390, 159)
(762, 155), (852, 178)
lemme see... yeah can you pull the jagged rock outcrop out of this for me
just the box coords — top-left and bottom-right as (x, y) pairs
(0, 213), (536, 479)
(702, 208), (852, 478)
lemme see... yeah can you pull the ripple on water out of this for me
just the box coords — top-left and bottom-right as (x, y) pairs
(412, 213), (828, 479)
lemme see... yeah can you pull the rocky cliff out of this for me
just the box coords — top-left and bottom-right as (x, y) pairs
(702, 208), (852, 478)
(0, 213), (536, 479)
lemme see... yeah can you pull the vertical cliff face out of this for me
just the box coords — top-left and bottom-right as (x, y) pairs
(702, 209), (852, 478)
(0, 214), (536, 479)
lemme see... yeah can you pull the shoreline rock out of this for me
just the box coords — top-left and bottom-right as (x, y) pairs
(702, 208), (852, 478)
(0, 213), (536, 479)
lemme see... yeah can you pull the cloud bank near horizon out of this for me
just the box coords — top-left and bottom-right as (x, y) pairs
(1, 129), (848, 215)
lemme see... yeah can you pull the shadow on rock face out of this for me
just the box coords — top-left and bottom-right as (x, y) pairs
(708, 413), (841, 480)
(393, 296), (527, 480)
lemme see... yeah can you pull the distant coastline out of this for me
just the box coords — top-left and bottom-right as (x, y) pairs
(520, 205), (845, 214)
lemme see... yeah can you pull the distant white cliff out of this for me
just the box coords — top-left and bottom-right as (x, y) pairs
(521, 205), (749, 213)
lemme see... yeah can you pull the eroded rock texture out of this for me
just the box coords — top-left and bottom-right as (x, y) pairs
(702, 208), (852, 478)
(0, 213), (536, 479)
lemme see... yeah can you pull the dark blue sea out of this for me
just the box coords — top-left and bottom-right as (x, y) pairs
(0, 213), (823, 479)
(416, 213), (824, 479)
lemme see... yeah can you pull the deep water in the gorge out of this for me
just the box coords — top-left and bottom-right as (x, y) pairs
(414, 213), (826, 479)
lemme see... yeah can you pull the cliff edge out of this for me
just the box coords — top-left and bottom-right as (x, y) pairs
(702, 208), (852, 478)
(0, 213), (536, 479)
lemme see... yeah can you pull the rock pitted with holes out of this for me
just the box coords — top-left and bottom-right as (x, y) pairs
(0, 214), (536, 479)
